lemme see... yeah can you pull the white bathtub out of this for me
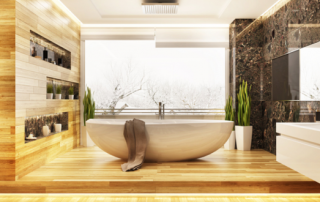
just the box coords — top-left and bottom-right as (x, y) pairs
(86, 119), (233, 162)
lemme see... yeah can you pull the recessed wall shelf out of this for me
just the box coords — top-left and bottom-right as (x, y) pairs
(47, 77), (79, 100)
(30, 31), (71, 69)
(25, 112), (68, 144)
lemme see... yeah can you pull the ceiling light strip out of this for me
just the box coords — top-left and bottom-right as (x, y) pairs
(81, 24), (230, 28)
(52, 0), (82, 24)
(260, 0), (283, 17)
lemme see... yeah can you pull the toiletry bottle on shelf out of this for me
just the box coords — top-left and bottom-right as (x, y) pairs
(58, 57), (63, 66)
(316, 110), (320, 122)
(43, 47), (48, 60)
(31, 46), (37, 57)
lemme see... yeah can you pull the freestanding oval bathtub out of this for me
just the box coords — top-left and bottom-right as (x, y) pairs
(86, 119), (233, 162)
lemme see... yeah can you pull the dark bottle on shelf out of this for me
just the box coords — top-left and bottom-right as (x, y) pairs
(43, 47), (48, 60)
(58, 57), (63, 66)
(316, 110), (320, 122)
(31, 46), (37, 57)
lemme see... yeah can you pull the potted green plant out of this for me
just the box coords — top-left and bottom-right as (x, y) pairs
(224, 96), (235, 150)
(82, 86), (96, 147)
(47, 83), (53, 99)
(55, 85), (62, 99)
(236, 79), (252, 151)
(68, 86), (74, 100)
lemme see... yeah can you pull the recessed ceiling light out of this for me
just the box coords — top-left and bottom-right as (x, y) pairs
(142, 3), (179, 14)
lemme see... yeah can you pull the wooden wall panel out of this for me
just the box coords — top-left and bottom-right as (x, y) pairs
(0, 0), (16, 181)
(13, 0), (81, 180)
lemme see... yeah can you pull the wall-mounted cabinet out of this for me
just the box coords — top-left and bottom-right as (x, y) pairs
(30, 31), (71, 69)
(47, 77), (79, 100)
(25, 112), (68, 144)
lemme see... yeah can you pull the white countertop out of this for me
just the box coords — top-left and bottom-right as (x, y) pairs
(276, 122), (320, 145)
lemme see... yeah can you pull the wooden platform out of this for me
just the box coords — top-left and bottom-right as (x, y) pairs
(0, 194), (320, 201)
(1, 146), (320, 193)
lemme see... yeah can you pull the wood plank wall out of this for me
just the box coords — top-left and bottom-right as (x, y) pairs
(0, 0), (16, 181)
(1, 0), (80, 180)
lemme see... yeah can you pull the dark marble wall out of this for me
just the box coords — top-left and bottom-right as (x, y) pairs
(229, 19), (255, 102)
(230, 0), (320, 154)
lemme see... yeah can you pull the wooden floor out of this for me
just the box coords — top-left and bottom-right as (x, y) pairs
(1, 146), (320, 193)
(0, 194), (319, 202)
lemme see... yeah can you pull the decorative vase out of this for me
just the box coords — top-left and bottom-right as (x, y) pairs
(56, 94), (61, 99)
(54, 124), (62, 133)
(69, 95), (74, 100)
(235, 126), (253, 151)
(42, 126), (50, 137)
(224, 131), (236, 150)
(47, 93), (53, 99)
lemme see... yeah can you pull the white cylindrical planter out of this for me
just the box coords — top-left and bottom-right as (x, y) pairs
(47, 93), (53, 99)
(42, 126), (50, 137)
(69, 95), (74, 100)
(224, 131), (236, 150)
(235, 126), (253, 151)
(54, 124), (62, 132)
(81, 126), (95, 147)
(56, 94), (61, 99)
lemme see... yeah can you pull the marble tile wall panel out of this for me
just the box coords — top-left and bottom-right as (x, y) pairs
(230, 0), (320, 154)
(229, 19), (255, 105)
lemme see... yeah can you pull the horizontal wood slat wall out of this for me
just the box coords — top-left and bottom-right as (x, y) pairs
(0, 0), (16, 181)
(14, 0), (81, 180)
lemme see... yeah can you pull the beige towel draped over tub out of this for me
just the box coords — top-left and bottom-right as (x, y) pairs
(121, 119), (147, 172)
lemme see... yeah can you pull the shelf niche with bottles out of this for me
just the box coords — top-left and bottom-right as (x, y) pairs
(30, 30), (71, 70)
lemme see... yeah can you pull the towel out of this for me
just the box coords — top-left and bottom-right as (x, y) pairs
(121, 119), (147, 172)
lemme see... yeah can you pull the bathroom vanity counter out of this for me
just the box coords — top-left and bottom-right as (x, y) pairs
(276, 122), (320, 183)
(277, 122), (320, 145)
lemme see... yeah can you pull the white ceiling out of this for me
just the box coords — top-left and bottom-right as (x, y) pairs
(61, 0), (278, 25)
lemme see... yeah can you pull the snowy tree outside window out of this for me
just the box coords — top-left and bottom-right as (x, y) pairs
(85, 40), (225, 115)
(300, 47), (320, 100)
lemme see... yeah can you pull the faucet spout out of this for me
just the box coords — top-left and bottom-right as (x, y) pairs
(162, 104), (165, 120)
(159, 102), (162, 120)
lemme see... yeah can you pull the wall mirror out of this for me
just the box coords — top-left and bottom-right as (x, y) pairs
(272, 41), (320, 101)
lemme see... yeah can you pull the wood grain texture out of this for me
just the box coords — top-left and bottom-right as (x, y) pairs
(14, 0), (81, 180)
(0, 0), (80, 181)
(0, 0), (16, 181)
(0, 194), (319, 202)
(0, 147), (319, 193)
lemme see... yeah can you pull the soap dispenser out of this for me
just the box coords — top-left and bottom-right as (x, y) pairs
(316, 110), (320, 122)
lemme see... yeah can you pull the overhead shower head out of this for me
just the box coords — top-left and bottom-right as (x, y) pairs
(142, 3), (179, 14)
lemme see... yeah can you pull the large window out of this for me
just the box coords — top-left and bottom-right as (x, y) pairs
(85, 40), (225, 111)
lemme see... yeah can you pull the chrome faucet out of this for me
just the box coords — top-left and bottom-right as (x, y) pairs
(158, 102), (165, 120)
(159, 102), (162, 119)
(162, 104), (165, 119)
